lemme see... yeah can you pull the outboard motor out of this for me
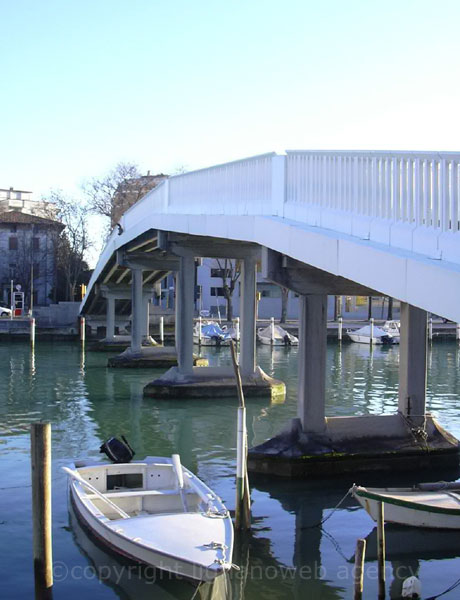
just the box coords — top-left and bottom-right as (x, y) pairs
(284, 334), (292, 346)
(100, 436), (135, 463)
(381, 335), (394, 345)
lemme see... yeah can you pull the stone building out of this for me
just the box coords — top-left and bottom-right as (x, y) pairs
(111, 172), (167, 227)
(0, 189), (63, 307)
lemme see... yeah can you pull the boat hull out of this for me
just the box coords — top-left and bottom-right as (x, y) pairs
(68, 459), (233, 581)
(352, 485), (460, 530)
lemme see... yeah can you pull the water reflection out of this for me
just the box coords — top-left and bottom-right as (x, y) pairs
(1, 341), (460, 599)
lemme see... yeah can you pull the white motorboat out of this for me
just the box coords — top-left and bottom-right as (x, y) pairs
(65, 455), (234, 581)
(257, 324), (299, 346)
(347, 324), (395, 345)
(193, 321), (229, 346)
(382, 320), (400, 343)
(351, 482), (460, 529)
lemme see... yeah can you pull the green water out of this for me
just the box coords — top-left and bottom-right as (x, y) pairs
(1, 341), (460, 599)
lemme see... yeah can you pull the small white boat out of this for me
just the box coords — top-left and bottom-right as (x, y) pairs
(347, 324), (395, 345)
(351, 482), (460, 529)
(382, 320), (400, 343)
(193, 321), (229, 346)
(65, 455), (234, 581)
(257, 324), (299, 346)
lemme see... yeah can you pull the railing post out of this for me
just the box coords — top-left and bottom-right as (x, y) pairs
(271, 155), (286, 217)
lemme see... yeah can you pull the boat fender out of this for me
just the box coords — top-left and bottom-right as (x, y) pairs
(401, 575), (421, 598)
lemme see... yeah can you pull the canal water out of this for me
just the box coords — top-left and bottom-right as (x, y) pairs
(1, 340), (460, 599)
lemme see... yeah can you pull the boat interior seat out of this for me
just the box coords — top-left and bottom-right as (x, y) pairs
(90, 490), (201, 519)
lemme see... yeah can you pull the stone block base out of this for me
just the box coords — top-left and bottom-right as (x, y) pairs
(108, 346), (208, 369)
(143, 366), (285, 400)
(248, 414), (460, 478)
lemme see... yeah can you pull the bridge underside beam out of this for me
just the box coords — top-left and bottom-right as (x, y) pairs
(164, 232), (260, 259)
(262, 248), (381, 296)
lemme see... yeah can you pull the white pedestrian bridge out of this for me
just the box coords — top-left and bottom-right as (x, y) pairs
(83, 149), (460, 323)
(81, 150), (460, 477)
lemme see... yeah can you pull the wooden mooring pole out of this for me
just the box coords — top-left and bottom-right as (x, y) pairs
(159, 316), (164, 345)
(353, 538), (366, 600)
(31, 422), (53, 599)
(80, 316), (85, 344)
(230, 340), (251, 530)
(377, 501), (386, 600)
(30, 317), (36, 348)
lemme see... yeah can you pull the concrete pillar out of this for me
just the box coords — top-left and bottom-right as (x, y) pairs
(240, 256), (257, 376)
(131, 268), (143, 353)
(297, 294), (327, 433)
(106, 295), (115, 341)
(398, 302), (427, 426)
(142, 296), (150, 342)
(176, 256), (194, 375)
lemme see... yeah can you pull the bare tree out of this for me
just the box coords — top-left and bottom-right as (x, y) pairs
(215, 258), (241, 322)
(83, 162), (141, 221)
(280, 286), (289, 323)
(45, 191), (92, 301)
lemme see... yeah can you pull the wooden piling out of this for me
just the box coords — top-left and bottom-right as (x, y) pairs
(31, 422), (53, 599)
(198, 316), (202, 345)
(376, 501), (386, 600)
(270, 317), (275, 345)
(338, 316), (343, 342)
(230, 341), (251, 530)
(456, 323), (460, 342)
(30, 317), (36, 348)
(370, 317), (374, 345)
(80, 316), (85, 343)
(428, 317), (433, 342)
(159, 316), (164, 345)
(353, 538), (366, 600)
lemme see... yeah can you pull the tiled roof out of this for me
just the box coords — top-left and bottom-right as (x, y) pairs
(0, 210), (63, 228)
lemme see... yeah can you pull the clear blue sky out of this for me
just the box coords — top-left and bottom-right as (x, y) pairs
(2, 0), (460, 198)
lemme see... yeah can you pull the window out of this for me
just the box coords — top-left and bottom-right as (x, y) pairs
(210, 287), (225, 297)
(210, 268), (231, 278)
(9, 237), (18, 250)
(32, 237), (40, 251)
(10, 225), (17, 233)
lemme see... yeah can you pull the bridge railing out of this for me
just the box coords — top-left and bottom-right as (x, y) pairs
(121, 149), (460, 263)
(284, 151), (460, 261)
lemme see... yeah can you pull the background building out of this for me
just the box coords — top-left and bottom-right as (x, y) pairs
(0, 188), (63, 307)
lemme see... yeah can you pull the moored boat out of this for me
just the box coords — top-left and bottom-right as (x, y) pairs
(65, 455), (234, 581)
(351, 482), (460, 529)
(347, 324), (395, 345)
(193, 321), (229, 346)
(257, 324), (299, 346)
(382, 320), (400, 343)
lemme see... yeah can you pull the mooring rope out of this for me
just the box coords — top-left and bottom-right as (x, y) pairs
(301, 489), (352, 529)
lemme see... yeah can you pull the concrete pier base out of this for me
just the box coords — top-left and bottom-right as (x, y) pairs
(248, 414), (459, 478)
(89, 335), (158, 352)
(143, 366), (285, 399)
(108, 346), (208, 368)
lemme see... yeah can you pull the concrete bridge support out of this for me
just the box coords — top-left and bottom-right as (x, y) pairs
(175, 256), (195, 375)
(248, 248), (459, 478)
(240, 256), (257, 376)
(398, 302), (427, 427)
(130, 267), (144, 354)
(143, 239), (283, 399)
(298, 295), (327, 433)
(106, 295), (116, 342)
